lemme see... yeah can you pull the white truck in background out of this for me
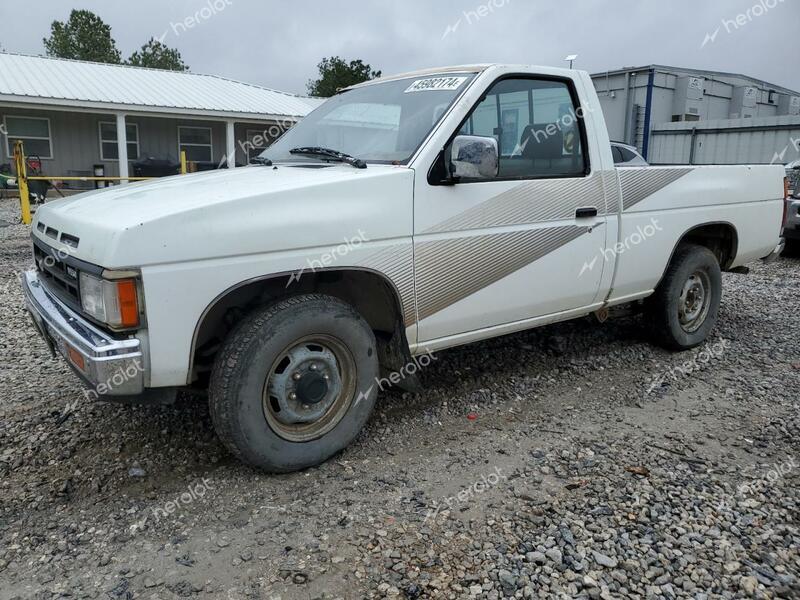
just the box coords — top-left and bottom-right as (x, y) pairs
(23, 64), (787, 472)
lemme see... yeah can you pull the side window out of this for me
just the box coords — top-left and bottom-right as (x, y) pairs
(611, 145), (624, 164)
(619, 147), (639, 162)
(457, 78), (587, 179)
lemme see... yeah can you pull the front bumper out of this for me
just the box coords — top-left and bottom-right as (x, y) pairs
(21, 270), (146, 396)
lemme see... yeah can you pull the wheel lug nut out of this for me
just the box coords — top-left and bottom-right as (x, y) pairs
(310, 364), (318, 371)
(289, 392), (297, 401)
(323, 374), (330, 380)
(293, 373), (302, 381)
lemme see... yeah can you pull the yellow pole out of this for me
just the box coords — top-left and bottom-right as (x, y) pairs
(13, 141), (32, 225)
(180, 150), (188, 175)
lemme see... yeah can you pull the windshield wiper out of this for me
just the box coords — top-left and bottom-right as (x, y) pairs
(250, 156), (273, 166)
(289, 147), (367, 169)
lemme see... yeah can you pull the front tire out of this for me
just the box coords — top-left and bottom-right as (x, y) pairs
(647, 244), (722, 351)
(209, 294), (379, 473)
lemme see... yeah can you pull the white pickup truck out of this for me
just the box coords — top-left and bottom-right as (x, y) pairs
(23, 64), (787, 472)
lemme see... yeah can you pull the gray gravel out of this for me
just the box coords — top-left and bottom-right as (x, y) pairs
(0, 197), (798, 599)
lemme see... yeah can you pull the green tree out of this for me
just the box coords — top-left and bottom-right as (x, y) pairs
(43, 10), (121, 64)
(307, 57), (381, 97)
(127, 38), (189, 71)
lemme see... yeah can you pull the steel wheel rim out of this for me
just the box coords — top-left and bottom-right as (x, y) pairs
(678, 270), (712, 333)
(262, 334), (356, 443)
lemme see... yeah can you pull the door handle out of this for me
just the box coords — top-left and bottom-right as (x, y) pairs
(575, 207), (598, 219)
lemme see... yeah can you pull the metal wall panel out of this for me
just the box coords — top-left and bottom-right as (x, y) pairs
(649, 117), (800, 165)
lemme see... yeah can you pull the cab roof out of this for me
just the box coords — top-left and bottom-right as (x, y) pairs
(344, 64), (582, 91)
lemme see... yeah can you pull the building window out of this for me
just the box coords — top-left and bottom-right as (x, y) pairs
(178, 126), (213, 162)
(4, 116), (53, 159)
(245, 129), (271, 163)
(99, 122), (140, 161)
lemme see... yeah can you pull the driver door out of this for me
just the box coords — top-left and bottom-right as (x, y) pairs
(413, 75), (609, 343)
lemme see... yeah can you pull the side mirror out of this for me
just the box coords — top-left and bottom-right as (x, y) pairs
(450, 135), (499, 180)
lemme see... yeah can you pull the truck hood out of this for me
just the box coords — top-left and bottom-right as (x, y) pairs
(32, 164), (415, 268)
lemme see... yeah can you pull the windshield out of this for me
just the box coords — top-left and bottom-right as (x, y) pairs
(260, 73), (477, 165)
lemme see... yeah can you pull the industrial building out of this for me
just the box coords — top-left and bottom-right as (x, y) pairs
(591, 65), (800, 165)
(0, 53), (322, 187)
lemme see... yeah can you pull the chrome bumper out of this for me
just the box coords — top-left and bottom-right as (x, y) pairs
(21, 270), (145, 396)
(762, 239), (786, 264)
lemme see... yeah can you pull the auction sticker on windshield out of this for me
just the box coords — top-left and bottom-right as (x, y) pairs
(405, 77), (469, 93)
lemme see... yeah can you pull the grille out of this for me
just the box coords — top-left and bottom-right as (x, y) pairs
(33, 240), (82, 308)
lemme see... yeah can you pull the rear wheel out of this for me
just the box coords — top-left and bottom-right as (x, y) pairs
(209, 294), (379, 472)
(647, 244), (722, 351)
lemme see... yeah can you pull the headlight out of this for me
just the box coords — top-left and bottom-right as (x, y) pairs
(79, 272), (140, 329)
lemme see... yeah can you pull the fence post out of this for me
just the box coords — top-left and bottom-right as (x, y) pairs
(180, 150), (188, 175)
(13, 141), (32, 225)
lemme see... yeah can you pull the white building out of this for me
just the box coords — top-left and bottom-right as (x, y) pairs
(0, 53), (322, 185)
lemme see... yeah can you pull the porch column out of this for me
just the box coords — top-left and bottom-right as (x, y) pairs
(226, 120), (236, 168)
(116, 113), (129, 184)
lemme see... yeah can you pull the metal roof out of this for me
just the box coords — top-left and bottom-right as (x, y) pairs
(0, 52), (324, 120)
(590, 64), (800, 96)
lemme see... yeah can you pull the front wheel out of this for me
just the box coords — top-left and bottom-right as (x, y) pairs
(647, 244), (722, 351)
(209, 294), (379, 473)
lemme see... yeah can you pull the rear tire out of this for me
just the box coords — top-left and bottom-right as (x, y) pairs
(209, 294), (379, 473)
(647, 244), (722, 351)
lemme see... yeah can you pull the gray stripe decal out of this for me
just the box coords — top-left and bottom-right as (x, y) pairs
(358, 244), (416, 326)
(415, 225), (586, 321)
(619, 168), (694, 211)
(601, 170), (621, 215)
(426, 175), (605, 233)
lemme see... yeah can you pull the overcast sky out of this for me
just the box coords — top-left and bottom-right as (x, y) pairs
(1, 0), (797, 95)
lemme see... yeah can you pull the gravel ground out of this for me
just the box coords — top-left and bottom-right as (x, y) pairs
(0, 197), (798, 599)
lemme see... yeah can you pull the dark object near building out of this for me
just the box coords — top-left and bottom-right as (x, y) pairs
(0, 164), (14, 199)
(133, 157), (180, 178)
(192, 161), (224, 172)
